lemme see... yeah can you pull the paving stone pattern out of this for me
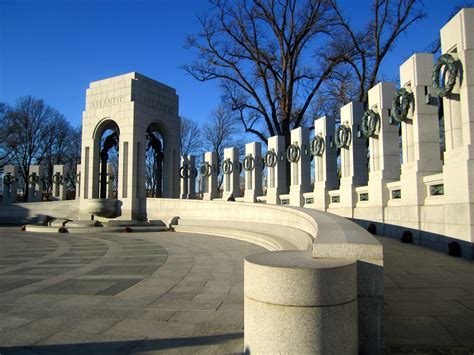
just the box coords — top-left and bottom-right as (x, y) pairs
(0, 227), (264, 354)
(0, 228), (473, 354)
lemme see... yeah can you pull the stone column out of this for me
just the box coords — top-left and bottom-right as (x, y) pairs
(202, 151), (218, 200)
(180, 155), (189, 199)
(222, 147), (241, 200)
(106, 163), (115, 199)
(399, 53), (443, 231)
(339, 102), (368, 218)
(366, 82), (399, 226)
(75, 164), (81, 200)
(312, 116), (338, 210)
(52, 165), (67, 201)
(244, 142), (263, 202)
(187, 155), (196, 199)
(27, 165), (43, 202)
(265, 135), (287, 205)
(289, 127), (311, 207)
(2, 165), (18, 204)
(440, 8), (474, 248)
(244, 251), (357, 354)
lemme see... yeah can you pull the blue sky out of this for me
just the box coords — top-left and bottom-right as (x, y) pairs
(0, 0), (470, 129)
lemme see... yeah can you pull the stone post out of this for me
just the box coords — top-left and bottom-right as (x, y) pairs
(244, 142), (263, 202)
(27, 165), (43, 202)
(244, 251), (358, 354)
(399, 53), (443, 231)
(339, 102), (368, 218)
(202, 151), (218, 200)
(187, 155), (196, 199)
(312, 116), (338, 210)
(180, 155), (189, 199)
(52, 165), (67, 201)
(2, 165), (18, 204)
(75, 164), (81, 200)
(289, 127), (311, 207)
(440, 9), (474, 250)
(365, 82), (399, 226)
(222, 147), (241, 200)
(265, 136), (287, 205)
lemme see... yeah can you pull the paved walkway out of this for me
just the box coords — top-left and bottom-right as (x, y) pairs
(0, 228), (473, 354)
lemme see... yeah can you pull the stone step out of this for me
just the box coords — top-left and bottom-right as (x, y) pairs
(173, 224), (300, 251)
(176, 218), (313, 250)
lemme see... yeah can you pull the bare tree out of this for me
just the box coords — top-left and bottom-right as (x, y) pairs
(328, 0), (426, 106)
(180, 116), (202, 156)
(203, 104), (242, 189)
(184, 0), (348, 146)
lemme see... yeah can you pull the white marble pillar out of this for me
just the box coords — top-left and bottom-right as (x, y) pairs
(202, 151), (218, 200)
(222, 147), (241, 200)
(52, 165), (67, 201)
(339, 102), (368, 218)
(187, 155), (196, 199)
(2, 165), (18, 204)
(312, 116), (338, 210)
(365, 82), (399, 225)
(75, 164), (81, 200)
(180, 155), (189, 199)
(399, 53), (443, 231)
(244, 142), (263, 202)
(106, 163), (115, 199)
(289, 127), (311, 207)
(440, 9), (474, 245)
(265, 136), (287, 205)
(27, 165), (43, 202)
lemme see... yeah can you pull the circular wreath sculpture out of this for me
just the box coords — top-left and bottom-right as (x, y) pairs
(335, 125), (351, 149)
(310, 135), (325, 156)
(199, 163), (211, 177)
(243, 155), (255, 171)
(75, 173), (81, 184)
(361, 109), (380, 138)
(286, 144), (300, 163)
(52, 172), (63, 185)
(391, 88), (414, 123)
(221, 159), (233, 175)
(28, 173), (39, 185)
(179, 165), (189, 179)
(264, 150), (277, 168)
(432, 53), (460, 97)
(3, 173), (13, 185)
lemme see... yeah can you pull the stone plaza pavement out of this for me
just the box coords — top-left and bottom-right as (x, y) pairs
(0, 227), (472, 354)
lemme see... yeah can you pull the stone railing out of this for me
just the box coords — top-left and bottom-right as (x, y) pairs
(146, 198), (383, 354)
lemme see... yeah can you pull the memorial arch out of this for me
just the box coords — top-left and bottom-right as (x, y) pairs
(78, 72), (180, 221)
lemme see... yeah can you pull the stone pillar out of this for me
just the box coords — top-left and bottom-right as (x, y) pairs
(289, 127), (311, 207)
(187, 155), (196, 199)
(75, 164), (81, 200)
(244, 142), (263, 202)
(180, 155), (189, 199)
(244, 251), (357, 354)
(106, 163), (115, 199)
(52, 165), (67, 200)
(312, 116), (338, 210)
(202, 151), (217, 200)
(2, 165), (18, 204)
(265, 135), (287, 205)
(339, 102), (368, 218)
(366, 82), (399, 226)
(27, 165), (43, 202)
(440, 8), (474, 249)
(399, 53), (443, 231)
(222, 147), (241, 200)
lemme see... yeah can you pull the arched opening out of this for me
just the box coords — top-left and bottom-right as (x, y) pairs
(94, 120), (119, 199)
(145, 124), (165, 197)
